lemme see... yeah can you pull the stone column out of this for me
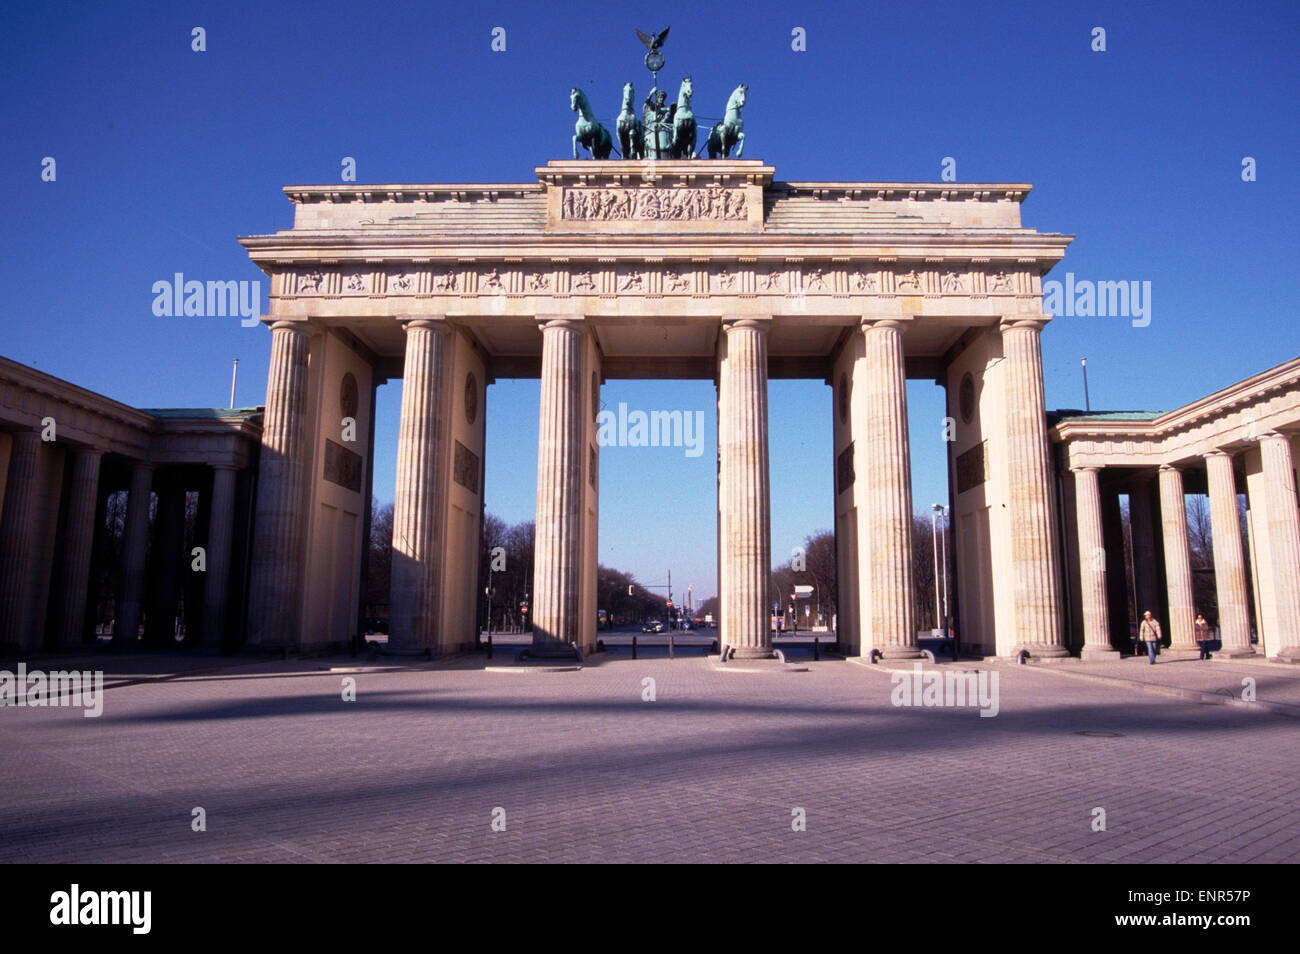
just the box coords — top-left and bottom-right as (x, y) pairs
(532, 318), (586, 654)
(1073, 466), (1118, 658)
(1157, 464), (1197, 653)
(247, 320), (312, 645)
(1204, 451), (1254, 657)
(389, 318), (451, 650)
(719, 317), (773, 659)
(0, 429), (43, 648)
(114, 461), (155, 644)
(1259, 432), (1300, 661)
(862, 318), (920, 658)
(202, 464), (239, 648)
(53, 449), (102, 648)
(1000, 318), (1068, 657)
(1128, 479), (1160, 617)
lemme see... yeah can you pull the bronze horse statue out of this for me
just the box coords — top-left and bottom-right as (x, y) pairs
(616, 82), (645, 159)
(671, 76), (696, 159)
(571, 87), (612, 160)
(706, 84), (747, 159)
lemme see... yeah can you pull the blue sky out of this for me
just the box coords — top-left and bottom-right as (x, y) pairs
(3, 0), (1296, 601)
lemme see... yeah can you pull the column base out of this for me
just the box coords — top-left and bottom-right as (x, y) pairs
(1216, 647), (1257, 659)
(731, 646), (776, 660)
(1269, 646), (1300, 664)
(880, 646), (924, 660)
(1018, 644), (1071, 659)
(1163, 647), (1203, 660)
(1081, 647), (1121, 660)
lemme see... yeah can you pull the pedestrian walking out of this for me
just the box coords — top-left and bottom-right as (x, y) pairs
(1138, 610), (1162, 665)
(1195, 613), (1213, 660)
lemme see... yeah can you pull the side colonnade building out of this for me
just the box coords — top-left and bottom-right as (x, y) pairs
(0, 356), (261, 649)
(1052, 358), (1300, 662)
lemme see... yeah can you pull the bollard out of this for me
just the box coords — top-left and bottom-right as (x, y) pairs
(669, 634), (675, 659)
(632, 635), (637, 660)
(814, 636), (820, 661)
(487, 633), (493, 659)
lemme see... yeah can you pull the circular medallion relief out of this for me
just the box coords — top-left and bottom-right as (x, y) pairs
(838, 372), (849, 424)
(339, 372), (359, 420)
(465, 372), (478, 425)
(959, 372), (976, 425)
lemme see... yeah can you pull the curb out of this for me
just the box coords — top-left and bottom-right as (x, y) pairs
(1002, 661), (1300, 719)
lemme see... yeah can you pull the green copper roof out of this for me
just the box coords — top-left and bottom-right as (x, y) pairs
(140, 407), (262, 420)
(1048, 409), (1166, 425)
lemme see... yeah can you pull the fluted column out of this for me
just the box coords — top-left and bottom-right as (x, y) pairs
(1128, 479), (1159, 616)
(1073, 466), (1118, 658)
(389, 318), (452, 650)
(862, 318), (919, 658)
(202, 464), (239, 648)
(1205, 451), (1254, 657)
(53, 449), (102, 648)
(1000, 318), (1068, 657)
(719, 317), (773, 659)
(114, 461), (155, 644)
(0, 429), (44, 647)
(1259, 432), (1300, 661)
(1157, 464), (1197, 653)
(247, 320), (312, 645)
(532, 317), (586, 652)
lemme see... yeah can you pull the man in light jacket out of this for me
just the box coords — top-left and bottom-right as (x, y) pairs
(1139, 610), (1163, 665)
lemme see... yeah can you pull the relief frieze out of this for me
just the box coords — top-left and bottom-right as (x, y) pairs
(561, 187), (747, 222)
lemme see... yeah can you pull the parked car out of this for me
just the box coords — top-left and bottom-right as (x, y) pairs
(641, 621), (664, 633)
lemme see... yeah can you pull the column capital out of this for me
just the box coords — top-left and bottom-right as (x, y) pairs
(536, 316), (586, 333)
(860, 315), (912, 333)
(1259, 429), (1292, 444)
(1203, 448), (1233, 461)
(210, 461), (240, 472)
(722, 315), (772, 334)
(401, 315), (451, 334)
(1158, 462), (1182, 473)
(70, 446), (104, 461)
(268, 318), (311, 335)
(1071, 464), (1102, 475)
(998, 315), (1051, 335)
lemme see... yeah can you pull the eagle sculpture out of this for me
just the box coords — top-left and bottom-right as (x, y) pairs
(636, 27), (670, 52)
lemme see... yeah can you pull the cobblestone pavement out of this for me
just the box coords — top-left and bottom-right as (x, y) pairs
(1, 651), (1297, 863)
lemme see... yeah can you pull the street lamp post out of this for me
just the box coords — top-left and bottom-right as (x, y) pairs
(939, 507), (949, 636)
(930, 504), (942, 632)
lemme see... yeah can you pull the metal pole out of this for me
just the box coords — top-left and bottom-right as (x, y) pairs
(940, 507), (949, 635)
(930, 506), (941, 631)
(229, 358), (239, 409)
(1081, 357), (1090, 412)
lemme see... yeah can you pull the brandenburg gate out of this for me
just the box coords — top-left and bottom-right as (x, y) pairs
(237, 159), (1077, 660)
